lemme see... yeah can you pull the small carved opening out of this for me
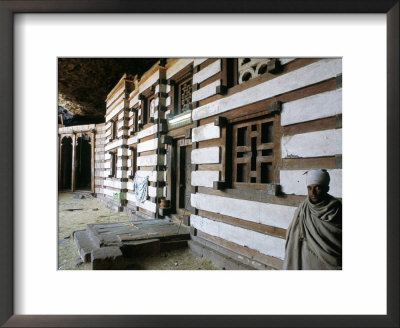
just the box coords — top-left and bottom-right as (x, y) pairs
(262, 149), (273, 156)
(251, 137), (257, 171)
(261, 121), (273, 143)
(251, 124), (257, 131)
(237, 127), (247, 146)
(60, 137), (72, 190)
(258, 64), (268, 75)
(242, 58), (251, 65)
(236, 164), (246, 182)
(261, 162), (273, 183)
(75, 134), (92, 190)
(242, 72), (252, 82)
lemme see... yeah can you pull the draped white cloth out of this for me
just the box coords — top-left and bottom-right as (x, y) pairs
(132, 173), (148, 203)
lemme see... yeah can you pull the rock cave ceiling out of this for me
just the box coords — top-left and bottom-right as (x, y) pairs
(58, 58), (159, 126)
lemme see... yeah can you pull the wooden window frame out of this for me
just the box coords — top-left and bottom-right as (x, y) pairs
(109, 151), (117, 178)
(221, 58), (239, 89)
(130, 105), (138, 133)
(230, 113), (280, 190)
(169, 63), (193, 116)
(129, 147), (137, 180)
(140, 88), (155, 126)
(111, 118), (117, 140)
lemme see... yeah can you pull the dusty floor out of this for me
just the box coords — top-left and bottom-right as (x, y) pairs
(58, 192), (220, 270)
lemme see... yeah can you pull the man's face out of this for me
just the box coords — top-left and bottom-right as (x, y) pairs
(307, 184), (327, 203)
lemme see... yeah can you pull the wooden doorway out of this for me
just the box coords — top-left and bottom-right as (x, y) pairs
(168, 138), (193, 219)
(60, 136), (73, 190)
(75, 134), (92, 191)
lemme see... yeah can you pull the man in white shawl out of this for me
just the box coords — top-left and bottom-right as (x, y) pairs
(283, 169), (342, 270)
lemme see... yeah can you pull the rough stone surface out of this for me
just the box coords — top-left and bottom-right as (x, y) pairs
(73, 230), (99, 262)
(91, 246), (125, 270)
(58, 58), (159, 124)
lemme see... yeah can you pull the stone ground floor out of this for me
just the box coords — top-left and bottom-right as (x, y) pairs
(58, 192), (219, 270)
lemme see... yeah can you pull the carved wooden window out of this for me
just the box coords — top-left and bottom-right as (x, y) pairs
(129, 147), (137, 179)
(111, 119), (117, 140)
(131, 105), (138, 133)
(237, 58), (278, 84)
(232, 116), (276, 186)
(169, 64), (193, 116)
(177, 75), (192, 114)
(109, 151), (117, 178)
(222, 58), (238, 89)
(142, 94), (155, 125)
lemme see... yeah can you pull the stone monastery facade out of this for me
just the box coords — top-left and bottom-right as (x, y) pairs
(58, 58), (342, 269)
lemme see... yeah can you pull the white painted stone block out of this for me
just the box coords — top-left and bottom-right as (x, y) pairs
(137, 138), (158, 153)
(192, 59), (342, 121)
(166, 97), (171, 107)
(281, 89), (342, 126)
(192, 123), (220, 142)
(280, 169), (342, 198)
(105, 139), (123, 152)
(135, 170), (164, 182)
(106, 86), (125, 108)
(129, 94), (139, 108)
(138, 200), (157, 213)
(126, 192), (136, 203)
(192, 79), (221, 102)
(281, 129), (342, 158)
(190, 214), (286, 259)
(104, 162), (111, 169)
(137, 124), (158, 139)
(104, 179), (122, 189)
(137, 154), (164, 167)
(117, 148), (128, 156)
(193, 58), (207, 67)
(191, 170), (220, 188)
(148, 186), (163, 198)
(191, 147), (220, 164)
(127, 136), (138, 145)
(279, 58), (296, 65)
(139, 71), (159, 94)
(137, 154), (157, 167)
(106, 100), (125, 122)
(193, 59), (221, 84)
(166, 59), (194, 79)
(191, 193), (296, 229)
(103, 188), (115, 197)
(166, 85), (171, 93)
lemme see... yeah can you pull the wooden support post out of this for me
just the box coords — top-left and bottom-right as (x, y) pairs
(91, 131), (95, 193)
(71, 133), (76, 192)
(58, 135), (62, 187)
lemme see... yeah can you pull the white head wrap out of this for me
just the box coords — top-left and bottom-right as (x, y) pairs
(305, 169), (330, 187)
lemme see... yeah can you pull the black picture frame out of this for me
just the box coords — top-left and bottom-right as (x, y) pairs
(1, 1), (398, 327)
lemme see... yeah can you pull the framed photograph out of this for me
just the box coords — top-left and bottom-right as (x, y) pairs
(1, 1), (398, 327)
